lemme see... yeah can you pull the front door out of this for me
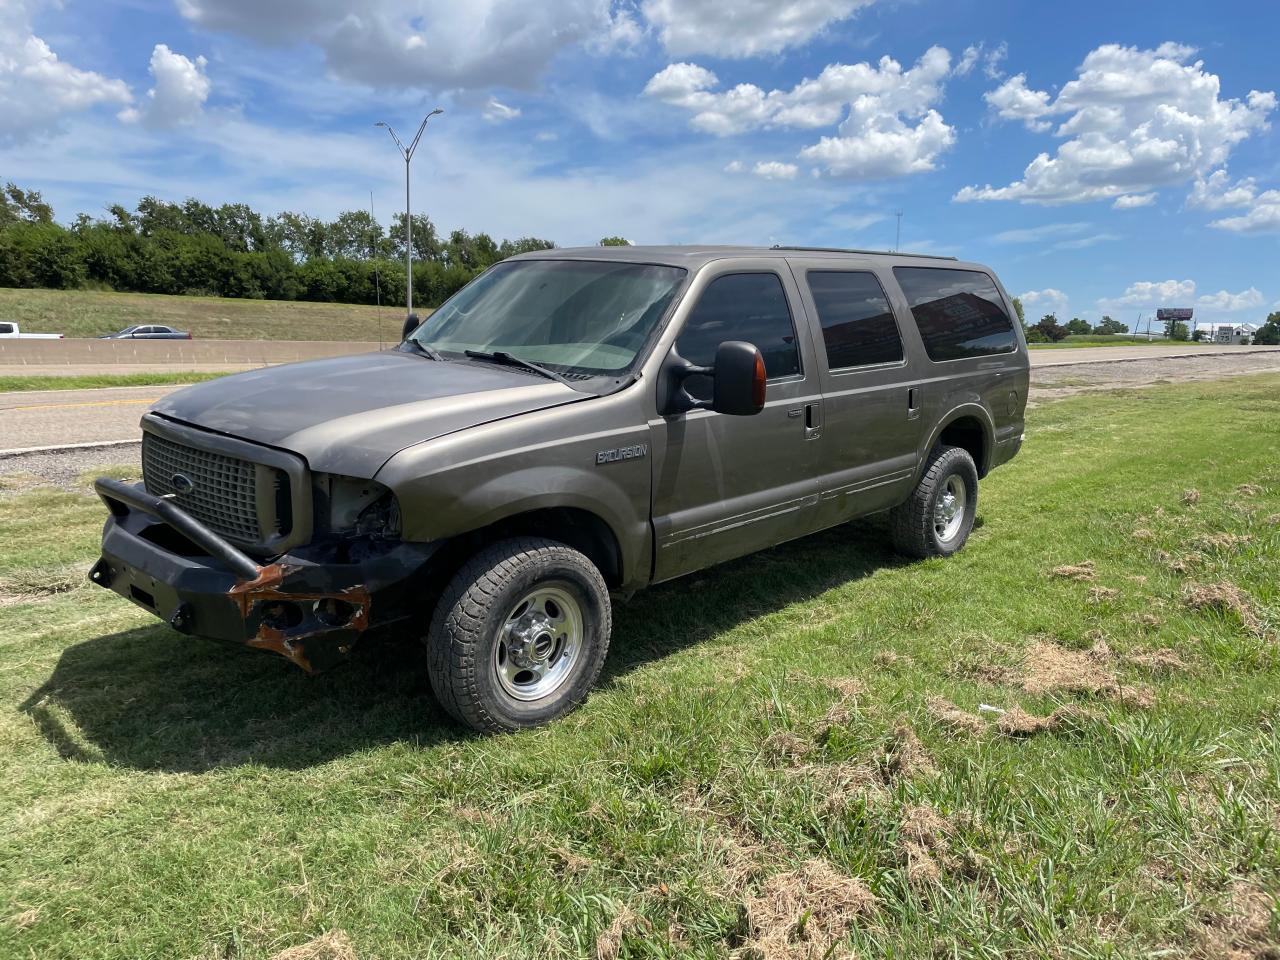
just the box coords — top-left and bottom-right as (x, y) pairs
(786, 259), (924, 528)
(649, 265), (824, 582)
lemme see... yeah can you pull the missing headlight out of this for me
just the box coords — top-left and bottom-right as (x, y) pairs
(320, 476), (401, 539)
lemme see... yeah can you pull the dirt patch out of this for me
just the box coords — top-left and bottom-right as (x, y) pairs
(873, 651), (912, 668)
(1235, 484), (1264, 497)
(825, 677), (866, 699)
(1195, 881), (1278, 960)
(926, 697), (985, 736)
(1087, 586), (1120, 604)
(740, 859), (877, 960)
(1182, 488), (1202, 505)
(1050, 561), (1097, 582)
(270, 930), (357, 960)
(1183, 582), (1263, 635)
(1020, 638), (1153, 707)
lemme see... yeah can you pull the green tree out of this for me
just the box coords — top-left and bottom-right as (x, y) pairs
(0, 182), (55, 225)
(1032, 313), (1067, 342)
(599, 236), (630, 246)
(1011, 296), (1025, 328)
(1093, 315), (1127, 335)
(1170, 321), (1190, 341)
(1253, 312), (1280, 345)
(1064, 317), (1091, 336)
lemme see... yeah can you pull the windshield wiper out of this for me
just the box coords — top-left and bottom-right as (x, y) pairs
(400, 339), (446, 361)
(463, 350), (576, 387)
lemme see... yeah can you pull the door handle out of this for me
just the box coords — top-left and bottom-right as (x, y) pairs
(907, 387), (921, 421)
(804, 401), (822, 440)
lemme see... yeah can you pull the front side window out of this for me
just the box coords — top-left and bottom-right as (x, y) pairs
(676, 272), (801, 401)
(409, 259), (687, 376)
(806, 270), (903, 370)
(893, 267), (1017, 361)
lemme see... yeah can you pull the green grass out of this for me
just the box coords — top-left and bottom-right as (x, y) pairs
(0, 372), (231, 392)
(1028, 335), (1213, 348)
(2, 376), (1279, 959)
(0, 287), (417, 341)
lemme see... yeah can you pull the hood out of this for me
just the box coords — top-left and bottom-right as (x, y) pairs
(150, 350), (586, 476)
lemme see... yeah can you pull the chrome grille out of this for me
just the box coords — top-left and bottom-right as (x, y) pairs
(142, 432), (261, 542)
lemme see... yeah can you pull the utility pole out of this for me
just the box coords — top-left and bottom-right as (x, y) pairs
(895, 210), (903, 252)
(375, 109), (443, 334)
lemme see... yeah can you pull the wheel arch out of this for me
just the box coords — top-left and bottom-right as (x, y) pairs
(923, 405), (995, 478)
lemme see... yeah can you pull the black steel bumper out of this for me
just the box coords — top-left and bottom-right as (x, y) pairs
(90, 478), (438, 672)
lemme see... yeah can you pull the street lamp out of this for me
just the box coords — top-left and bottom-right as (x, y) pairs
(375, 108), (443, 335)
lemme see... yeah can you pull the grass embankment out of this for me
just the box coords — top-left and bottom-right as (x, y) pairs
(2, 376), (1279, 959)
(1028, 336), (1214, 348)
(0, 287), (414, 341)
(0, 372), (231, 392)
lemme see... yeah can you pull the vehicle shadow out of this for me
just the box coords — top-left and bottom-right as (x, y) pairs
(20, 516), (906, 773)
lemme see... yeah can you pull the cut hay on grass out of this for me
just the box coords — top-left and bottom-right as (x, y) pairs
(739, 860), (877, 960)
(1195, 881), (1278, 960)
(996, 705), (1083, 737)
(595, 904), (646, 960)
(926, 696), (986, 736)
(1183, 581), (1264, 635)
(1049, 561), (1097, 582)
(269, 930), (357, 960)
(1020, 637), (1153, 707)
(1182, 488), (1202, 505)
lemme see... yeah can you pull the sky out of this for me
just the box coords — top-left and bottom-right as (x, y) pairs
(1, 0), (1278, 330)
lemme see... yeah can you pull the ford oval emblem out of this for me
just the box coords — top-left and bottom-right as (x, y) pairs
(171, 473), (195, 494)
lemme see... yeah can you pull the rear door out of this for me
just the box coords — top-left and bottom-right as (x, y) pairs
(787, 258), (924, 527)
(649, 263), (824, 581)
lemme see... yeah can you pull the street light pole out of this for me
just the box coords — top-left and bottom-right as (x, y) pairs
(375, 109), (443, 331)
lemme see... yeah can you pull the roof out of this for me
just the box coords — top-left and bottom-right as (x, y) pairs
(512, 244), (978, 271)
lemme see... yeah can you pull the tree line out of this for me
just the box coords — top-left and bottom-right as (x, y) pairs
(0, 181), (558, 307)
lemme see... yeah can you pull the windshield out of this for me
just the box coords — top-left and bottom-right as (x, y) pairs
(408, 259), (687, 376)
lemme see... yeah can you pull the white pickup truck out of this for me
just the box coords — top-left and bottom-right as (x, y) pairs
(0, 322), (63, 339)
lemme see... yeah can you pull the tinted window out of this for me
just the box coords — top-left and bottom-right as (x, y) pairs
(893, 267), (1016, 361)
(806, 271), (903, 369)
(677, 273), (801, 401)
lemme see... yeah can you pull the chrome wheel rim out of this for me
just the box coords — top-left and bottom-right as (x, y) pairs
(933, 475), (967, 543)
(494, 583), (583, 702)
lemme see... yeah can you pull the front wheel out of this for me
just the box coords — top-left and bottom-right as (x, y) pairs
(426, 537), (612, 733)
(889, 445), (979, 559)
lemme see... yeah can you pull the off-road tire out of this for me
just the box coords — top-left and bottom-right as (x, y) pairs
(426, 537), (611, 733)
(889, 445), (979, 559)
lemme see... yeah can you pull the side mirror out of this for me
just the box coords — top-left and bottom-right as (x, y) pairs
(658, 339), (766, 417)
(401, 312), (423, 341)
(710, 340), (767, 415)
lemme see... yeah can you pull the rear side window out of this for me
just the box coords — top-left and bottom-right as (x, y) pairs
(893, 267), (1017, 361)
(677, 272), (801, 400)
(806, 271), (903, 370)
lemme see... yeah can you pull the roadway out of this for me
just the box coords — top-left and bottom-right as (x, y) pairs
(2, 344), (1279, 455)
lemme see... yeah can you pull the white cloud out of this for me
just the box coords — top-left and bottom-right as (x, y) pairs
(957, 43), (1277, 206)
(956, 41), (1006, 81)
(983, 41), (1007, 80)
(1188, 168), (1280, 234)
(119, 44), (210, 128)
(645, 46), (958, 178)
(482, 98), (521, 122)
(1112, 193), (1155, 209)
(1195, 287), (1264, 312)
(992, 221), (1091, 244)
(1102, 279), (1197, 308)
(177, 0), (637, 91)
(1018, 288), (1069, 313)
(640, 0), (876, 58)
(753, 161), (798, 180)
(956, 45), (980, 78)
(0, 0), (133, 143)
(724, 160), (745, 173)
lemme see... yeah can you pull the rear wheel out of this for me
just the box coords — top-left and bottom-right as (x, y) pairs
(889, 445), (979, 559)
(426, 537), (611, 733)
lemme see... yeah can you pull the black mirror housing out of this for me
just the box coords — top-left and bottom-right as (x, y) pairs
(658, 340), (766, 417)
(711, 340), (766, 416)
(401, 312), (423, 341)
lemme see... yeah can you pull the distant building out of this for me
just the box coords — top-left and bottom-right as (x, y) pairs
(1200, 322), (1258, 344)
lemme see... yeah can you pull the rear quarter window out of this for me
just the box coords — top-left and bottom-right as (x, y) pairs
(893, 267), (1017, 362)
